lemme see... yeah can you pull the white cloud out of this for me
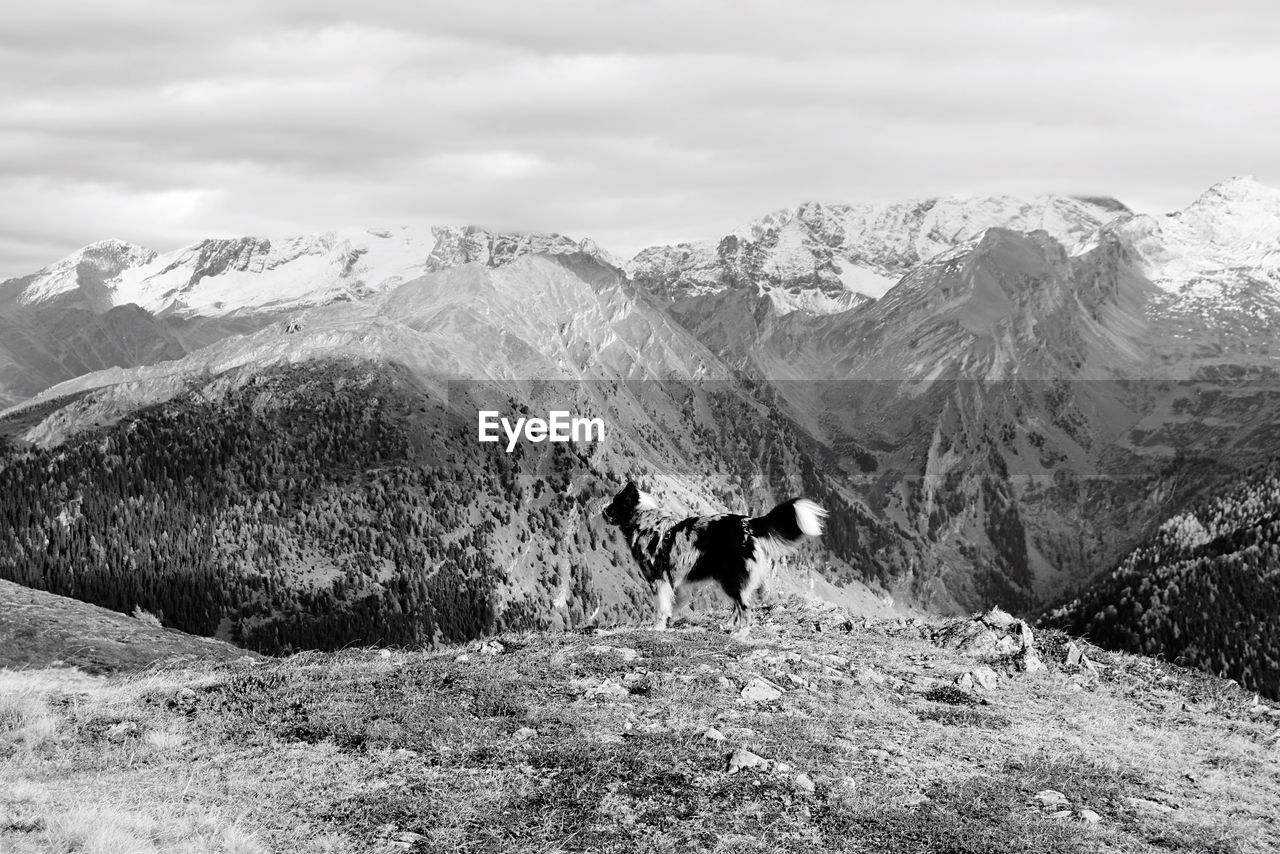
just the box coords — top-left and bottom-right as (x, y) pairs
(1, 1), (1278, 274)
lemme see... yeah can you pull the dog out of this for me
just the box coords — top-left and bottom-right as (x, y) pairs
(601, 482), (828, 631)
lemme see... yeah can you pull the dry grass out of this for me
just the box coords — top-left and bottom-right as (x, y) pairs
(2, 602), (1277, 853)
(0, 689), (60, 751)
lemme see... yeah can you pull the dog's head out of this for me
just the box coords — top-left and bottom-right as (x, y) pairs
(601, 481), (658, 527)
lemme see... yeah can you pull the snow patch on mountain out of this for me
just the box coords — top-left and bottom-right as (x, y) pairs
(834, 258), (897, 300)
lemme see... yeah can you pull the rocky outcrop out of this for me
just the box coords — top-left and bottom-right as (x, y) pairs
(425, 226), (621, 273)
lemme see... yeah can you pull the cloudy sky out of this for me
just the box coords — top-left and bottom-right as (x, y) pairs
(2, 1), (1278, 275)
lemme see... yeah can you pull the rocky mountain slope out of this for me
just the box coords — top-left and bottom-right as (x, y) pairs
(0, 302), (185, 409)
(2, 601), (1276, 853)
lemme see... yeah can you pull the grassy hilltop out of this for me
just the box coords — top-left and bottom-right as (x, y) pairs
(2, 599), (1278, 853)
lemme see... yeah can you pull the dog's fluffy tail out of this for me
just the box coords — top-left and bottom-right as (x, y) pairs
(749, 498), (828, 547)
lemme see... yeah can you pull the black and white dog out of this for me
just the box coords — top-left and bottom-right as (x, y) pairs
(601, 482), (828, 631)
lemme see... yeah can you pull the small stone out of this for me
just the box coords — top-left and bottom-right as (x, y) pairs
(794, 773), (816, 794)
(774, 761), (793, 774)
(726, 747), (769, 774)
(1124, 797), (1175, 814)
(982, 607), (1018, 630)
(971, 666), (999, 691)
(717, 676), (735, 691)
(585, 679), (631, 700)
(379, 649), (393, 659)
(1049, 809), (1073, 820)
(856, 667), (887, 686)
(105, 720), (140, 742)
(740, 677), (784, 703)
(702, 727), (726, 742)
(1078, 809), (1102, 824)
(1019, 651), (1045, 673)
(480, 640), (504, 656)
(1065, 642), (1083, 668)
(1034, 789), (1070, 807)
(513, 727), (537, 742)
(378, 829), (427, 851)
(955, 672), (975, 692)
(453, 653), (470, 663)
(995, 635), (1021, 655)
(590, 645), (641, 663)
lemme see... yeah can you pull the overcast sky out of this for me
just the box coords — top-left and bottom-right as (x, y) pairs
(2, 1), (1278, 276)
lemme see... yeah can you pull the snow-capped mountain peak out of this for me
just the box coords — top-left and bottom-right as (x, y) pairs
(627, 191), (1128, 315)
(106, 227), (435, 316)
(5, 225), (619, 319)
(15, 238), (157, 307)
(1111, 176), (1280, 292)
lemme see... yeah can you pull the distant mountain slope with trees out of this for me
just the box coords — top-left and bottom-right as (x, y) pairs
(1046, 460), (1280, 698)
(0, 359), (907, 654)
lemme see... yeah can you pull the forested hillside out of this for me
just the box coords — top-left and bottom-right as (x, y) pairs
(0, 359), (907, 654)
(1047, 460), (1280, 697)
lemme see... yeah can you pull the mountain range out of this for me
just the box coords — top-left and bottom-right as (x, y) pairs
(2, 176), (1278, 693)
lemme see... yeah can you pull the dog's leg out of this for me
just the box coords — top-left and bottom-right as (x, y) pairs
(732, 563), (765, 636)
(670, 582), (694, 626)
(725, 599), (751, 638)
(653, 578), (674, 630)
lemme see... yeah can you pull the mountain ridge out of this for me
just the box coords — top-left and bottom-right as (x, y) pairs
(3, 177), (1280, 694)
(627, 192), (1129, 316)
